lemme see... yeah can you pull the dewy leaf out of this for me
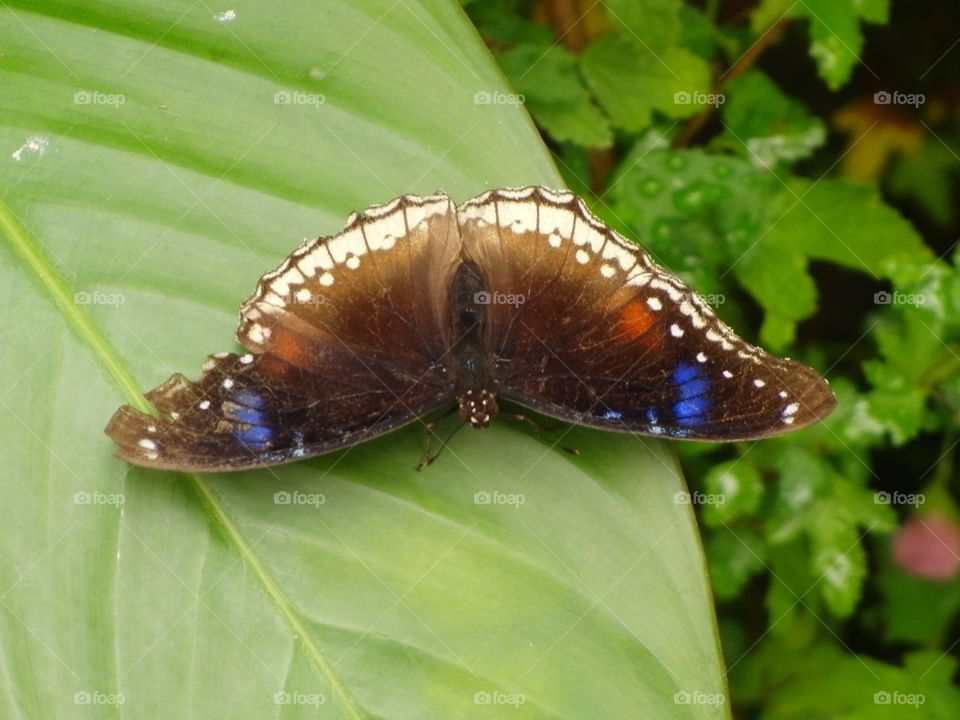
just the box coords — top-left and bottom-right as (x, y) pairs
(581, 35), (712, 133)
(0, 2), (728, 718)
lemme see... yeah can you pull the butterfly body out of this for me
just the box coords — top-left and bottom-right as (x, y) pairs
(106, 186), (836, 471)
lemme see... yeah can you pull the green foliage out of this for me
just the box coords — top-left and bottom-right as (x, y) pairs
(469, 1), (960, 718)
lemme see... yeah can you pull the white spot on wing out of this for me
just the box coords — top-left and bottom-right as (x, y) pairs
(575, 249), (590, 264)
(646, 297), (662, 311)
(670, 324), (684, 338)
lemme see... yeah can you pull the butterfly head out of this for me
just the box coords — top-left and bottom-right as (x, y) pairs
(458, 388), (499, 428)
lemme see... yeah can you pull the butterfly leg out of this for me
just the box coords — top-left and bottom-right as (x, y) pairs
(503, 412), (581, 456)
(417, 405), (463, 470)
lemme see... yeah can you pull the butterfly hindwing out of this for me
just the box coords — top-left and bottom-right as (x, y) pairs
(458, 187), (835, 440)
(106, 194), (462, 471)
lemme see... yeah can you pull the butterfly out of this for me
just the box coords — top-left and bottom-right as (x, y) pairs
(105, 186), (836, 471)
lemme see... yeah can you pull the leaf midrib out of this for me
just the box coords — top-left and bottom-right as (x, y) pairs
(0, 199), (369, 718)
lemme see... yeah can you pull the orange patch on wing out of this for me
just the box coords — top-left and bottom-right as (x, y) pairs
(618, 300), (660, 346)
(261, 326), (311, 373)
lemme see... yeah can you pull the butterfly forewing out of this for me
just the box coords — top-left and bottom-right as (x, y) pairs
(458, 187), (836, 440)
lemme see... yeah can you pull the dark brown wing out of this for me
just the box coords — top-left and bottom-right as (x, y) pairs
(457, 186), (836, 440)
(106, 193), (461, 471)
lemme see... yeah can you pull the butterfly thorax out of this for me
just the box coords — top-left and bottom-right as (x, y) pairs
(449, 260), (499, 428)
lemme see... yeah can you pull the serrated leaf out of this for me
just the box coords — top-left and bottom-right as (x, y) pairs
(702, 460), (765, 526)
(498, 43), (613, 147)
(736, 177), (930, 348)
(788, 0), (891, 90)
(581, 35), (712, 132)
(602, 0), (683, 53)
(719, 70), (826, 167)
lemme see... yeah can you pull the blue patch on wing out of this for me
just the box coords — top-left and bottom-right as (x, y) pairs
(226, 388), (273, 450)
(233, 423), (273, 449)
(601, 408), (623, 421)
(671, 362), (711, 428)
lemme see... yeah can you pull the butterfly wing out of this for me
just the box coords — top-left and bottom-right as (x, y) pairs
(457, 187), (836, 440)
(106, 193), (461, 471)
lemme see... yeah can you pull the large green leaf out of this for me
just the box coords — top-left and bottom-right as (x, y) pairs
(0, 2), (729, 717)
